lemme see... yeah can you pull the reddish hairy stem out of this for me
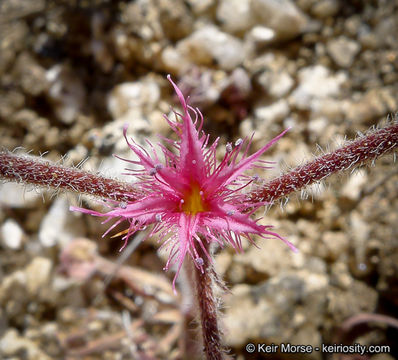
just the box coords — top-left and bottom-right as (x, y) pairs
(248, 122), (398, 204)
(1, 123), (397, 206)
(194, 254), (224, 360)
(0, 152), (140, 202)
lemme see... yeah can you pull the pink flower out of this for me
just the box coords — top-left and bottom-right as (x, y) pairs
(71, 75), (296, 291)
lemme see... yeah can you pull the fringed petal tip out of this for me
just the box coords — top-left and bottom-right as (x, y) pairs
(290, 244), (299, 253)
(69, 205), (103, 217)
(122, 123), (129, 135)
(166, 74), (188, 112)
(285, 238), (299, 253)
(267, 230), (298, 253)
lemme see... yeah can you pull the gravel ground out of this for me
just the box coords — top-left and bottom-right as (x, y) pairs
(0, 1), (397, 359)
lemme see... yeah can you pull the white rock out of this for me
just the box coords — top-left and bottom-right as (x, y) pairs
(254, 99), (290, 129)
(97, 153), (133, 182)
(289, 65), (346, 110)
(161, 46), (189, 75)
(374, 15), (397, 47)
(308, 117), (328, 137)
(185, 0), (214, 14)
(239, 117), (255, 139)
(321, 231), (349, 261)
(0, 219), (24, 250)
(215, 251), (232, 277)
(251, 0), (307, 40)
(341, 169), (367, 201)
(311, 98), (344, 119)
(25, 257), (52, 296)
(148, 109), (174, 135)
(224, 269), (328, 347)
(217, 0), (253, 33)
(0, 270), (26, 310)
(327, 36), (360, 68)
(234, 236), (296, 277)
(0, 328), (52, 360)
(350, 211), (370, 245)
(0, 182), (41, 208)
(311, 0), (340, 18)
(176, 25), (245, 71)
(39, 196), (84, 248)
(248, 25), (276, 43)
(107, 79), (160, 119)
(258, 69), (294, 97)
(114, 114), (150, 140)
(330, 262), (353, 289)
(45, 65), (85, 124)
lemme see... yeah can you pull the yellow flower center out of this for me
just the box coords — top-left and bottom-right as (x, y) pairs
(182, 184), (209, 215)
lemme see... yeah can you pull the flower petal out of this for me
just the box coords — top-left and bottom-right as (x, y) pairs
(171, 213), (200, 292)
(167, 75), (206, 181)
(204, 128), (290, 193)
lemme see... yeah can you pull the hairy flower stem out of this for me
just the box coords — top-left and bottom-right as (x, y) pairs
(193, 247), (224, 360)
(249, 122), (398, 204)
(0, 151), (140, 202)
(179, 260), (202, 359)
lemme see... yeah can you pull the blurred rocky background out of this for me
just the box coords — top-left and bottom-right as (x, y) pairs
(0, 0), (397, 359)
